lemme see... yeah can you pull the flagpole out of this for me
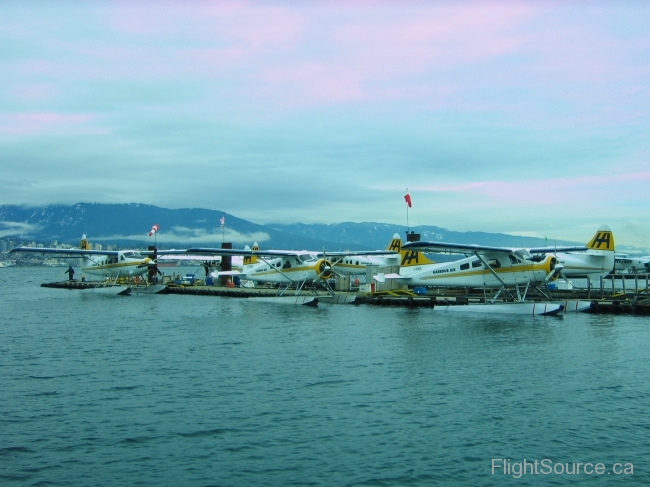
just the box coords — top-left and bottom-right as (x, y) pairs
(405, 188), (410, 233)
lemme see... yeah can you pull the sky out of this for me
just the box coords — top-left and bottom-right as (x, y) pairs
(1, 1), (649, 249)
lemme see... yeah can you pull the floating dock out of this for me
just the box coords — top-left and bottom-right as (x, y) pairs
(39, 280), (650, 314)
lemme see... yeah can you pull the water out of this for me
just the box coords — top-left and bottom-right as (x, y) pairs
(1, 267), (648, 486)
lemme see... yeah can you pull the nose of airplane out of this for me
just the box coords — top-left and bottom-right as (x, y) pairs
(318, 259), (333, 278)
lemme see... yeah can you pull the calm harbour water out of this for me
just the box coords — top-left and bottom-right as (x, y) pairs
(1, 267), (648, 486)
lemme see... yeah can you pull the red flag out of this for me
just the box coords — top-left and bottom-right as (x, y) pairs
(149, 224), (159, 236)
(404, 191), (412, 208)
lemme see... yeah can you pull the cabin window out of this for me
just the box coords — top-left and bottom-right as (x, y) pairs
(472, 260), (482, 268)
(460, 263), (469, 270)
(120, 255), (125, 261)
(283, 261), (291, 269)
(487, 259), (501, 269)
(508, 255), (519, 265)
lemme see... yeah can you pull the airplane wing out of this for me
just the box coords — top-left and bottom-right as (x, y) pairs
(157, 254), (221, 261)
(215, 270), (242, 276)
(186, 248), (317, 257)
(10, 246), (119, 256)
(401, 241), (516, 255)
(141, 249), (191, 256)
(184, 248), (398, 258)
(315, 250), (399, 257)
(527, 246), (588, 254)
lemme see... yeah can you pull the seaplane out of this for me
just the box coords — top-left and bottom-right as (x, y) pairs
(330, 233), (434, 275)
(526, 226), (616, 281)
(614, 254), (649, 274)
(11, 234), (174, 295)
(393, 226), (615, 314)
(184, 243), (398, 299)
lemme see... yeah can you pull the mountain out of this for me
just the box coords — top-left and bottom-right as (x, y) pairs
(0, 203), (350, 250)
(0, 202), (574, 251)
(265, 222), (578, 250)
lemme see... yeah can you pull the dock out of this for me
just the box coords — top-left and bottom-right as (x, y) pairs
(39, 279), (650, 314)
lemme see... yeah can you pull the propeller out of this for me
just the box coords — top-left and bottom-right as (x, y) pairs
(138, 248), (163, 279)
(543, 257), (564, 284)
(316, 258), (333, 279)
(321, 248), (347, 278)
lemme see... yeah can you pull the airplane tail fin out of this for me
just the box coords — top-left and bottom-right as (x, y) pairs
(586, 225), (615, 252)
(80, 234), (91, 250)
(243, 243), (260, 265)
(386, 233), (434, 267)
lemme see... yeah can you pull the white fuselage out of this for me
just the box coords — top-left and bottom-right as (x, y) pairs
(238, 255), (332, 284)
(80, 251), (152, 278)
(554, 251), (615, 279)
(397, 253), (556, 288)
(332, 254), (401, 275)
(614, 255), (649, 274)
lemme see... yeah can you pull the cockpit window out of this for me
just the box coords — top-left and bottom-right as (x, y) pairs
(508, 254), (520, 265)
(121, 251), (141, 259)
(487, 258), (501, 269)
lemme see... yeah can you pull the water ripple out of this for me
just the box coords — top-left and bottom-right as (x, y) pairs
(1, 267), (649, 486)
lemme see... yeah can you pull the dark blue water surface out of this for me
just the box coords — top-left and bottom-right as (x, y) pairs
(1, 267), (648, 486)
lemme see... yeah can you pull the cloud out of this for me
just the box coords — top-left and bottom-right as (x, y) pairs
(1, 2), (649, 249)
(0, 221), (41, 238)
(91, 227), (271, 245)
(0, 112), (99, 136)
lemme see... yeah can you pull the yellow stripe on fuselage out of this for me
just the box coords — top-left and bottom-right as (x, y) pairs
(248, 262), (324, 278)
(82, 261), (146, 271)
(419, 263), (546, 282)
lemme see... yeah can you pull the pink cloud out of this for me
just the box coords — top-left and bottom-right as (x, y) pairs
(5, 2), (648, 122)
(10, 84), (57, 102)
(0, 112), (98, 135)
(106, 2), (305, 48)
(411, 171), (650, 204)
(97, 3), (535, 103)
(250, 4), (535, 105)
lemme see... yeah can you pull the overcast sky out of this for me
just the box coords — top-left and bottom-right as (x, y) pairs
(1, 2), (649, 248)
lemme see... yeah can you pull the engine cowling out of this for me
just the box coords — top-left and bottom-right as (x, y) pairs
(543, 256), (560, 283)
(317, 259), (333, 279)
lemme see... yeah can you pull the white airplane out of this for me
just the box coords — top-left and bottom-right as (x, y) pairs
(614, 253), (649, 274)
(397, 226), (615, 301)
(11, 235), (160, 279)
(185, 244), (397, 294)
(526, 226), (616, 280)
(331, 233), (434, 275)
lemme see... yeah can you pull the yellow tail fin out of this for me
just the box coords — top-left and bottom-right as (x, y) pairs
(386, 233), (434, 267)
(244, 243), (260, 265)
(586, 225), (615, 251)
(80, 234), (91, 250)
